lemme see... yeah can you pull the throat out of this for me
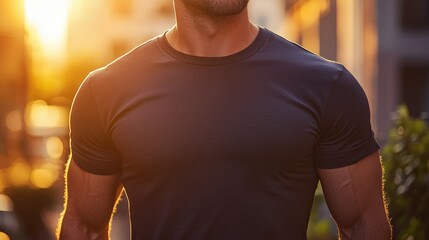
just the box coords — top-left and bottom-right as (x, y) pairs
(166, 21), (259, 57)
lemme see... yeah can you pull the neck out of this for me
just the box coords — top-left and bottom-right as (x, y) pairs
(166, 1), (259, 57)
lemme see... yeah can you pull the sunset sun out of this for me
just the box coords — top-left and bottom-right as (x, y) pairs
(24, 0), (71, 54)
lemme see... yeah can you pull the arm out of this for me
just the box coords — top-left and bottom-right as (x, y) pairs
(58, 160), (123, 240)
(318, 151), (392, 240)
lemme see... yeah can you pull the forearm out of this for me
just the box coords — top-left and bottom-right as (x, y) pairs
(58, 213), (109, 240)
(338, 216), (392, 240)
(59, 160), (122, 240)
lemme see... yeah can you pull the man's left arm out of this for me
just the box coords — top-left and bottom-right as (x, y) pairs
(318, 151), (392, 240)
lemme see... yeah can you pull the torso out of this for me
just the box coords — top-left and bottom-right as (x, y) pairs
(85, 27), (343, 239)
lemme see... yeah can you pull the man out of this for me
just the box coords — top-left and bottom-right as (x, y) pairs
(58, 0), (392, 239)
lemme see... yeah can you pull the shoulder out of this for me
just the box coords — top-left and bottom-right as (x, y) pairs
(259, 29), (351, 103)
(262, 29), (344, 85)
(81, 36), (163, 90)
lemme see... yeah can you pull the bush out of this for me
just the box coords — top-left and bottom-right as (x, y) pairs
(382, 105), (429, 239)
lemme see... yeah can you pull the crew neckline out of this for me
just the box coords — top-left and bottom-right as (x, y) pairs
(157, 26), (270, 66)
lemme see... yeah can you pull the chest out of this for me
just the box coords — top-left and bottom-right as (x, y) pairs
(109, 77), (320, 178)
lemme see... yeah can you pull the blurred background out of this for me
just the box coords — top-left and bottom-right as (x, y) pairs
(0, 0), (428, 239)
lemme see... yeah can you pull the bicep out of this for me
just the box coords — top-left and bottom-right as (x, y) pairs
(317, 151), (387, 229)
(63, 159), (123, 232)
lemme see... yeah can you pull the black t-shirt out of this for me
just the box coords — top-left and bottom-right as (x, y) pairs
(70, 27), (379, 240)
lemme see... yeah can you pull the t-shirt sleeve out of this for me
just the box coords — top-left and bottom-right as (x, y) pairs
(314, 66), (380, 169)
(69, 74), (122, 175)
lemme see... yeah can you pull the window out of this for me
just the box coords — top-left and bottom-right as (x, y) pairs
(401, 62), (429, 118)
(401, 0), (429, 30)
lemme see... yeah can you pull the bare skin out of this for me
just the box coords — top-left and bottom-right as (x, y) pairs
(58, 0), (392, 239)
(318, 151), (392, 239)
(166, 0), (259, 57)
(58, 160), (122, 240)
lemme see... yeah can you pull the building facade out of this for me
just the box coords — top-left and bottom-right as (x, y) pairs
(377, 0), (429, 139)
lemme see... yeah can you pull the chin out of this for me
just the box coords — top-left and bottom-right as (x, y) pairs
(182, 0), (249, 16)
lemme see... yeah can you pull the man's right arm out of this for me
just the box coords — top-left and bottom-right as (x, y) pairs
(58, 159), (123, 240)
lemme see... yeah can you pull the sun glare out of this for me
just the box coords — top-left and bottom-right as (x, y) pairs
(25, 0), (71, 55)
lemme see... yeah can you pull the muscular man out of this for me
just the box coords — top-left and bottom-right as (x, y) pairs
(58, 0), (392, 239)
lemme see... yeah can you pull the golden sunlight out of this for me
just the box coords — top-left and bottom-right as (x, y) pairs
(7, 160), (31, 187)
(31, 167), (59, 189)
(0, 232), (11, 240)
(25, 0), (71, 55)
(46, 136), (64, 159)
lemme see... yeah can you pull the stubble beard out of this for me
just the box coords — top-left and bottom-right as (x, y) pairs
(180, 0), (250, 16)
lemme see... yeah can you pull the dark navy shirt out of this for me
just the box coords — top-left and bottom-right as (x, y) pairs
(70, 27), (379, 240)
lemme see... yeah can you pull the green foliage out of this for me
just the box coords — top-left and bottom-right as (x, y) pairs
(307, 184), (337, 240)
(382, 105), (429, 239)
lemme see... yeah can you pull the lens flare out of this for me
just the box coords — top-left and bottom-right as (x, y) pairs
(46, 136), (64, 159)
(31, 167), (59, 189)
(7, 161), (31, 187)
